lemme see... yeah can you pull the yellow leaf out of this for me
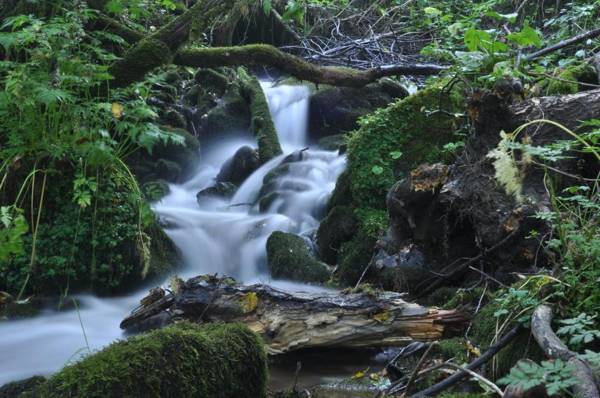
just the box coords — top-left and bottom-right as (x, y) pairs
(373, 311), (390, 322)
(111, 102), (123, 119)
(242, 292), (258, 313)
(351, 367), (369, 380)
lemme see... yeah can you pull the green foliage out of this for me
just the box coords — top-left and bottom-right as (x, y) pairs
(0, 206), (28, 262)
(35, 322), (268, 398)
(498, 359), (577, 396)
(0, 6), (182, 295)
(557, 313), (600, 349)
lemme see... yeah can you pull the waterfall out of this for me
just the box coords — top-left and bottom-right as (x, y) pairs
(0, 82), (345, 385)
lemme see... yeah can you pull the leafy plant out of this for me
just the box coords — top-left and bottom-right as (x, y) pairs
(557, 313), (600, 349)
(498, 359), (577, 396)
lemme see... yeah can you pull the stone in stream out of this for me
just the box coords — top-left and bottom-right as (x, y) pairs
(216, 145), (260, 186)
(196, 182), (238, 204)
(266, 231), (331, 284)
(316, 205), (358, 265)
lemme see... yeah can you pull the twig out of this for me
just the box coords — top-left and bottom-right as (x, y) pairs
(410, 325), (522, 398)
(403, 342), (437, 396)
(437, 363), (504, 396)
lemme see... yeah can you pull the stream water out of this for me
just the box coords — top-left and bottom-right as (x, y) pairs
(0, 82), (385, 390)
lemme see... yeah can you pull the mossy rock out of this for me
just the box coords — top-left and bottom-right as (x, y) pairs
(308, 81), (408, 141)
(316, 206), (358, 265)
(153, 127), (200, 169)
(30, 322), (267, 398)
(0, 376), (46, 398)
(266, 232), (330, 284)
(342, 80), (464, 210)
(327, 169), (353, 211)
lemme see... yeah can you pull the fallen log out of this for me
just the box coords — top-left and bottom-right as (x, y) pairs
(120, 275), (467, 354)
(531, 305), (600, 398)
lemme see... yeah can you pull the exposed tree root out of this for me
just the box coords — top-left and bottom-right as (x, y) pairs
(531, 305), (600, 398)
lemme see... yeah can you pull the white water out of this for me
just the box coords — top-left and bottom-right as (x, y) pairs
(0, 82), (345, 385)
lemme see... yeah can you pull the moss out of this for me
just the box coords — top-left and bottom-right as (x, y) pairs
(337, 229), (376, 286)
(435, 337), (470, 364)
(316, 206), (358, 264)
(0, 376), (46, 398)
(32, 322), (267, 398)
(238, 69), (283, 163)
(317, 134), (348, 152)
(470, 303), (544, 378)
(543, 62), (597, 95)
(266, 232), (330, 284)
(344, 81), (464, 210)
(111, 38), (173, 88)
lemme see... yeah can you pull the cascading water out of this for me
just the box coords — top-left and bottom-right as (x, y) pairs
(0, 82), (346, 385)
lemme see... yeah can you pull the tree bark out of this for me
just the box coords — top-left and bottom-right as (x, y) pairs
(120, 275), (467, 354)
(531, 305), (600, 398)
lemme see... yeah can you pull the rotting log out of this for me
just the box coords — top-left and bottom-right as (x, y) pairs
(531, 305), (600, 398)
(120, 275), (467, 354)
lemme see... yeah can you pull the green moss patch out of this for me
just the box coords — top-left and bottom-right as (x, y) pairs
(266, 231), (330, 284)
(33, 322), (267, 398)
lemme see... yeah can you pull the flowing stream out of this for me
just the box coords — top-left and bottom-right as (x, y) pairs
(0, 82), (371, 388)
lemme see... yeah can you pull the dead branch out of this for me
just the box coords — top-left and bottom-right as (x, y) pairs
(523, 28), (600, 61)
(409, 325), (522, 398)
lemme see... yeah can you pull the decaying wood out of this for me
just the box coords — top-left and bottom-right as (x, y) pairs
(120, 275), (466, 354)
(531, 305), (600, 398)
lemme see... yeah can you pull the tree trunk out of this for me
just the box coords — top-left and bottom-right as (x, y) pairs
(120, 275), (467, 354)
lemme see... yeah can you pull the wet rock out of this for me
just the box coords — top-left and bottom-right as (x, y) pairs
(266, 232), (331, 284)
(317, 134), (347, 153)
(197, 182), (237, 203)
(308, 81), (408, 140)
(216, 146), (260, 186)
(316, 206), (358, 264)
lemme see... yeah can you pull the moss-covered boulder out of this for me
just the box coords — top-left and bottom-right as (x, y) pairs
(0, 172), (178, 296)
(316, 206), (358, 264)
(266, 232), (330, 284)
(197, 182), (238, 203)
(31, 322), (267, 398)
(343, 81), (464, 210)
(317, 134), (348, 153)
